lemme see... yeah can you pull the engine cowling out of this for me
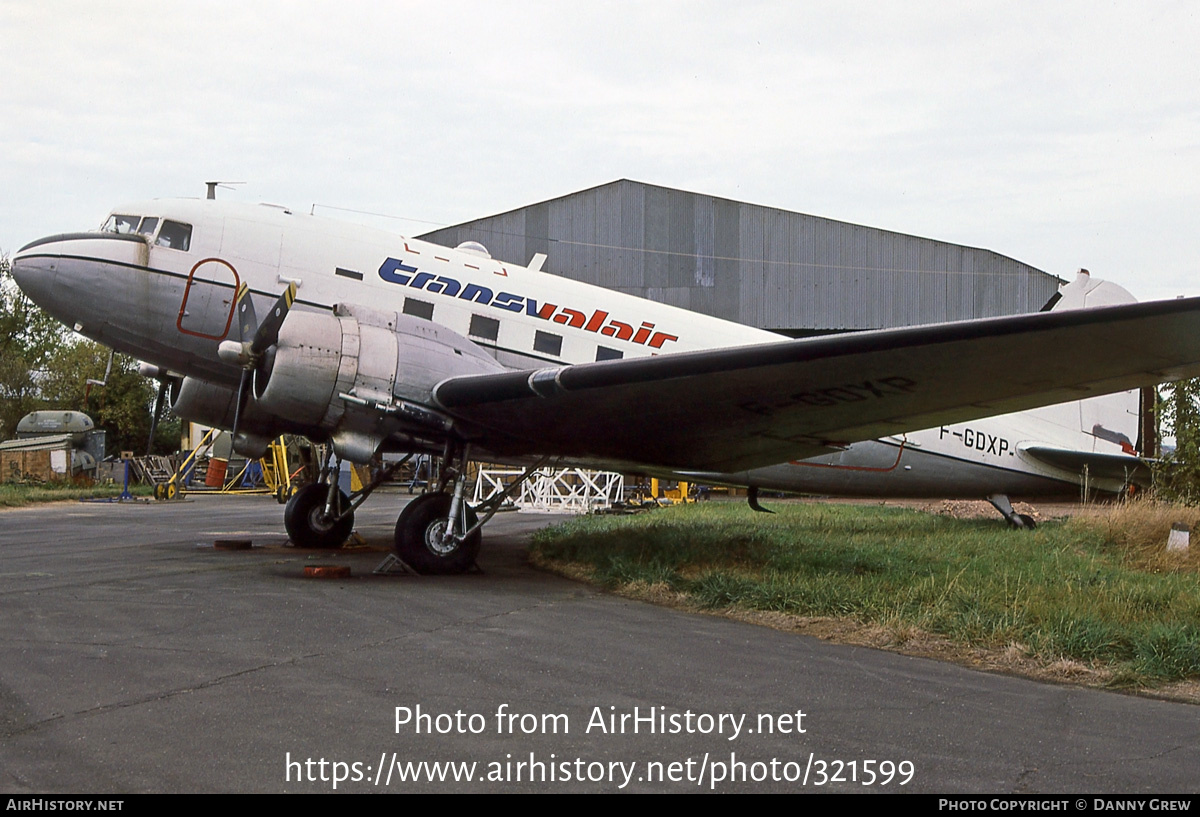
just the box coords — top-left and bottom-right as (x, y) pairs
(247, 302), (505, 461)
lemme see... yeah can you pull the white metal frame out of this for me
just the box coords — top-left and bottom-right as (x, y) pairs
(473, 467), (624, 514)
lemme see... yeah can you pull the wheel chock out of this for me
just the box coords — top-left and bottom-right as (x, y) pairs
(373, 553), (416, 576)
(304, 565), (351, 578)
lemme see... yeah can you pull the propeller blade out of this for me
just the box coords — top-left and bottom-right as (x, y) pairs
(250, 282), (296, 355)
(234, 282), (258, 344)
(226, 283), (293, 443)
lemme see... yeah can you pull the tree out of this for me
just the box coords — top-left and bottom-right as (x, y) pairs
(0, 255), (72, 440)
(36, 342), (162, 455)
(1154, 378), (1200, 503)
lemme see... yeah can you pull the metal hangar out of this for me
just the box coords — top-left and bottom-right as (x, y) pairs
(419, 179), (1062, 337)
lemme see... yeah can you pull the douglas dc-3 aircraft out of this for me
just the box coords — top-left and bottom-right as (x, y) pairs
(13, 196), (1200, 572)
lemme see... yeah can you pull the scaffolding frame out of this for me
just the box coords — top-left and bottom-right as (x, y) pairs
(474, 466), (624, 514)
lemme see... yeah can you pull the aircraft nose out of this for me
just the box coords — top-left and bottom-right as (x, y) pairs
(11, 229), (144, 320)
(9, 250), (58, 310)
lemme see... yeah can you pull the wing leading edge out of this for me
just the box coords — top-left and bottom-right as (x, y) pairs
(432, 296), (1200, 472)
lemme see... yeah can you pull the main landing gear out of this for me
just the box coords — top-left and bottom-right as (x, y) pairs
(282, 444), (548, 575)
(394, 486), (481, 574)
(284, 484), (354, 548)
(391, 446), (548, 574)
(283, 457), (361, 549)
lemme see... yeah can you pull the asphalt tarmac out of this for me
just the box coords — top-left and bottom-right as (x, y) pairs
(1, 492), (1197, 793)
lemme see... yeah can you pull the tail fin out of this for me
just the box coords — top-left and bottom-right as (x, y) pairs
(1045, 268), (1137, 312)
(1044, 270), (1142, 456)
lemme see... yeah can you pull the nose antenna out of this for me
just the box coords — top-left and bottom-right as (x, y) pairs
(205, 181), (246, 200)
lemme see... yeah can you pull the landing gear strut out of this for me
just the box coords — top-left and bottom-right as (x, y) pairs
(283, 449), (364, 549)
(280, 439), (549, 572)
(392, 448), (550, 575)
(394, 442), (478, 574)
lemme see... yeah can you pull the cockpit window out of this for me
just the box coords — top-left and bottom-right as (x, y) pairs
(102, 214), (163, 238)
(100, 213), (192, 250)
(103, 214), (141, 234)
(156, 220), (192, 251)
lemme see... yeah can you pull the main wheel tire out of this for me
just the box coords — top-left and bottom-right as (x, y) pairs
(394, 493), (481, 575)
(284, 483), (353, 549)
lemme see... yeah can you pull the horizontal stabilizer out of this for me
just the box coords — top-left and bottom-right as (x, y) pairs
(1019, 445), (1152, 486)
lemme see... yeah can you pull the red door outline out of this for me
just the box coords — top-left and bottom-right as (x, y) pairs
(177, 258), (240, 340)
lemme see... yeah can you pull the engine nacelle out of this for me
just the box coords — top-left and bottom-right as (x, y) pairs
(249, 303), (505, 462)
(170, 378), (278, 458)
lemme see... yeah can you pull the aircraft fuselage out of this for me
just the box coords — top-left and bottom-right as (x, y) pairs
(12, 197), (1143, 501)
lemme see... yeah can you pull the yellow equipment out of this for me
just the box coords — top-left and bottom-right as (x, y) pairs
(154, 432), (297, 500)
(648, 478), (694, 504)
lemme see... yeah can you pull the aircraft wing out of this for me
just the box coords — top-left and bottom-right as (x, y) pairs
(433, 297), (1200, 472)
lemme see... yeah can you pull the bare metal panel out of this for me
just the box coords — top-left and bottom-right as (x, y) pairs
(525, 204), (550, 271)
(694, 195), (715, 288)
(712, 197), (742, 322)
(738, 205), (766, 327)
(596, 183), (628, 289)
(643, 183), (670, 291)
(646, 286), (692, 310)
(667, 189), (694, 289)
(620, 181), (646, 289)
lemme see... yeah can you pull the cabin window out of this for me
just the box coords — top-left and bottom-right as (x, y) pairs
(469, 314), (499, 341)
(155, 220), (192, 251)
(534, 330), (562, 356)
(596, 346), (623, 361)
(403, 298), (434, 320)
(103, 214), (141, 234)
(135, 217), (159, 237)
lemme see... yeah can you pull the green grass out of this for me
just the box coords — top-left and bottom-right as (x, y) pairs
(0, 482), (152, 507)
(530, 502), (1200, 688)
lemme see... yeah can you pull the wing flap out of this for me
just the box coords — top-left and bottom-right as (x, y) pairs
(433, 296), (1200, 471)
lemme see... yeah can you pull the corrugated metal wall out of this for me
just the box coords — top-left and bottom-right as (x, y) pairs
(419, 180), (1060, 333)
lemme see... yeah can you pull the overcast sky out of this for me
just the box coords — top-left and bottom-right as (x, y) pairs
(2, 1), (1197, 301)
